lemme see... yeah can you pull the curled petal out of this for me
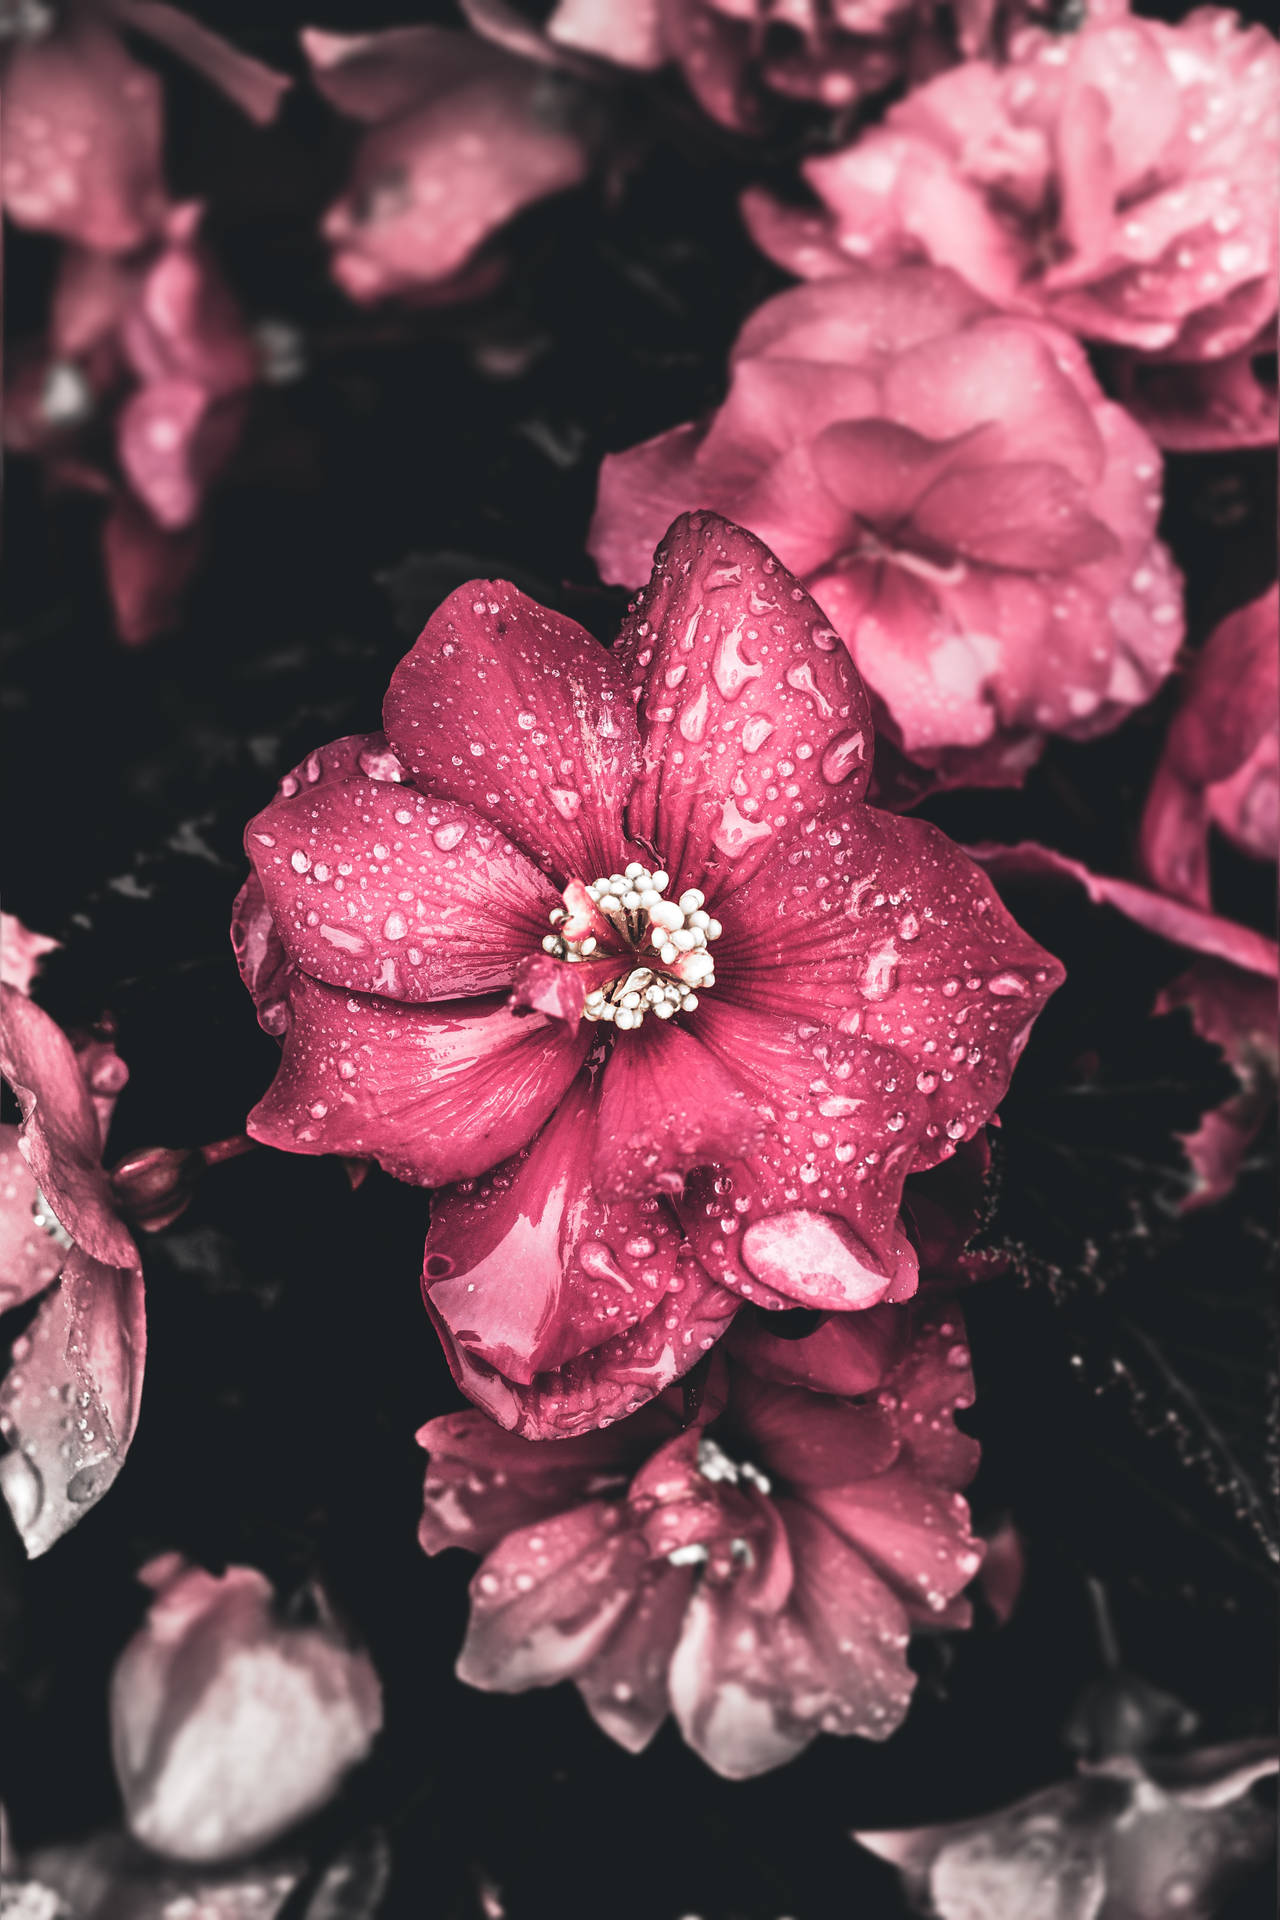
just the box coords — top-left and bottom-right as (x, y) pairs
(613, 512), (874, 900)
(247, 973), (589, 1187)
(1156, 960), (1279, 1210)
(115, 0), (291, 124)
(384, 579), (640, 883)
(0, 1247), (145, 1558)
(0, 1127), (68, 1313)
(246, 779), (556, 1003)
(0, 915), (59, 996)
(727, 1304), (909, 1397)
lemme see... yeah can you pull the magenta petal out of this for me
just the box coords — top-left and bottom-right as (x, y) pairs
(246, 778), (556, 1003)
(101, 498), (203, 648)
(384, 579), (640, 883)
(1156, 960), (1279, 1211)
(0, 1246), (145, 1558)
(114, 0), (290, 123)
(456, 1504), (651, 1691)
(247, 972), (588, 1186)
(616, 512), (874, 899)
(804, 1469), (981, 1626)
(717, 808), (1065, 1167)
(731, 1368), (898, 1488)
(2, 14), (166, 251)
(0, 986), (136, 1271)
(417, 1409), (641, 1557)
(727, 1305), (909, 1397)
(591, 1018), (764, 1201)
(427, 1248), (739, 1439)
(0, 1126), (68, 1312)
(424, 1081), (692, 1382)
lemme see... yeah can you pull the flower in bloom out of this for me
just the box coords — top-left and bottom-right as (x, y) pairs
(1, 0), (288, 252)
(110, 1554), (383, 1863)
(302, 24), (592, 304)
(743, 7), (1280, 369)
(0, 975), (144, 1556)
(234, 512), (1062, 1436)
(418, 1301), (982, 1777)
(590, 269), (1182, 788)
(1140, 586), (1279, 909)
(854, 1737), (1278, 1919)
(4, 203), (261, 643)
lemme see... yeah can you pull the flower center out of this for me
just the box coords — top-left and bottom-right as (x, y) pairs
(541, 861), (722, 1031)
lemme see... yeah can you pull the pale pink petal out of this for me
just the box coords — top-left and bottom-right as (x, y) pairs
(122, 211), (258, 395)
(0, 915), (60, 996)
(911, 461), (1119, 573)
(573, 1562), (692, 1753)
(101, 497), (203, 647)
(1156, 960), (1278, 1210)
(113, 0), (290, 124)
(245, 778), (556, 1004)
(116, 380), (245, 530)
(383, 578), (640, 883)
(418, 1409), (645, 1557)
(546, 0), (665, 69)
(246, 972), (589, 1187)
(0, 1246), (145, 1558)
(2, 14), (167, 251)
(0, 986), (137, 1270)
(615, 512), (873, 900)
(0, 1126), (68, 1312)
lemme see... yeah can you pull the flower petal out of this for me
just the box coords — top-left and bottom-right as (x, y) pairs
(384, 579), (640, 883)
(0, 1126), (68, 1312)
(0, 1246), (145, 1558)
(0, 986), (137, 1270)
(101, 499), (203, 648)
(115, 0), (290, 124)
(726, 1304), (909, 1397)
(911, 461), (1119, 573)
(715, 808), (1065, 1168)
(614, 512), (873, 900)
(246, 972), (588, 1186)
(573, 1564), (692, 1754)
(245, 778), (556, 1003)
(731, 1367), (899, 1488)
(417, 1409), (643, 1557)
(590, 1017), (766, 1201)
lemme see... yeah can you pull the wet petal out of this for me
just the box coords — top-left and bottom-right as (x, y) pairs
(384, 578), (640, 883)
(911, 461), (1119, 573)
(591, 1017), (765, 1201)
(0, 1126), (68, 1312)
(245, 778), (556, 1003)
(730, 1367), (899, 1488)
(726, 1303), (909, 1397)
(246, 972), (589, 1186)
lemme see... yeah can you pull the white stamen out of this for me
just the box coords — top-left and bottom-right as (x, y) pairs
(538, 861), (723, 1030)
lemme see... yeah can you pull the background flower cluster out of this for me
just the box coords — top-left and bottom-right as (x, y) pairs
(1, 0), (1276, 1915)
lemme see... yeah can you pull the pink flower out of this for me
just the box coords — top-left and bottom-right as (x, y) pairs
(4, 204), (260, 643)
(234, 513), (1061, 1436)
(855, 1737), (1278, 1919)
(1140, 586), (1279, 908)
(465, 0), (907, 130)
(302, 24), (592, 304)
(111, 1554), (383, 1862)
(0, 976), (144, 1557)
(418, 1301), (982, 1777)
(2, 0), (288, 253)
(743, 7), (1280, 368)
(590, 269), (1182, 788)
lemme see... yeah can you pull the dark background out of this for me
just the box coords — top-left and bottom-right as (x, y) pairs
(2, 2), (1276, 1913)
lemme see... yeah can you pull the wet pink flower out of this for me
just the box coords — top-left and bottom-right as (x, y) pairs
(4, 204), (260, 643)
(590, 269), (1182, 788)
(744, 8), (1280, 369)
(855, 1737), (1278, 1919)
(418, 1301), (981, 1777)
(303, 24), (592, 304)
(1141, 586), (1279, 909)
(234, 513), (1061, 1436)
(111, 1554), (383, 1863)
(0, 978), (144, 1557)
(1, 0), (288, 252)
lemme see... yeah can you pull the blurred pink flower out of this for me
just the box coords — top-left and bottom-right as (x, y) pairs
(1111, 331), (1278, 452)
(1141, 585), (1279, 908)
(4, 204), (260, 643)
(855, 1737), (1278, 1919)
(111, 1554), (383, 1862)
(303, 24), (591, 304)
(234, 512), (1060, 1436)
(1, 0), (288, 252)
(744, 7), (1280, 368)
(590, 268), (1182, 789)
(419, 1301), (981, 1777)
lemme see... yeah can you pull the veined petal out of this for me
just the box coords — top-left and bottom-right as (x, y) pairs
(730, 1366), (899, 1488)
(590, 1018), (764, 1201)
(384, 579), (640, 883)
(246, 972), (588, 1186)
(615, 513), (873, 901)
(417, 1409), (644, 1557)
(245, 778), (556, 1003)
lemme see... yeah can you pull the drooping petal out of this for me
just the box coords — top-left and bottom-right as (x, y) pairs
(122, 206), (258, 395)
(116, 380), (245, 530)
(427, 1247), (739, 1439)
(245, 778), (556, 1004)
(573, 1563), (692, 1754)
(0, 1246), (145, 1558)
(101, 497), (203, 648)
(1155, 960), (1279, 1210)
(302, 24), (512, 123)
(0, 1127), (68, 1312)
(0, 986), (137, 1270)
(590, 1018), (765, 1201)
(113, 0), (291, 124)
(2, 13), (167, 251)
(614, 512), (873, 900)
(246, 972), (589, 1187)
(730, 1367), (899, 1488)
(715, 808), (1065, 1168)
(383, 579), (640, 883)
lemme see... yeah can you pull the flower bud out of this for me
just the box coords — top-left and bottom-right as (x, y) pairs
(110, 1554), (382, 1864)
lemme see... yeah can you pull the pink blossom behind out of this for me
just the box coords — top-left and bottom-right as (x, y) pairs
(234, 513), (1061, 1437)
(590, 267), (1182, 788)
(419, 1302), (982, 1777)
